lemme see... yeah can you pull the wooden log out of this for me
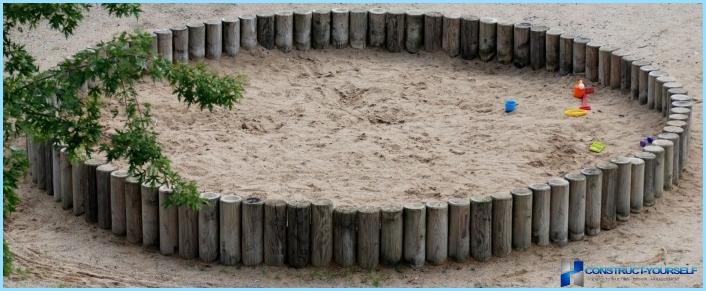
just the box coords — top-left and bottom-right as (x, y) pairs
(294, 10), (312, 50)
(513, 22), (531, 68)
(530, 25), (548, 70)
(585, 41), (601, 82)
(403, 202), (425, 267)
(652, 139), (675, 193)
(149, 33), (158, 56)
(545, 28), (562, 72)
(27, 139), (35, 184)
(84, 158), (104, 223)
(178, 205), (199, 259)
(643, 145), (665, 200)
(239, 15), (257, 51)
(425, 202), (448, 265)
(669, 114), (691, 159)
(663, 83), (684, 117)
(442, 14), (461, 57)
(548, 177), (569, 246)
(96, 163), (115, 229)
(349, 8), (367, 49)
(491, 192), (512, 257)
(628, 157), (645, 213)
(529, 183), (551, 245)
(598, 45), (614, 86)
(357, 205), (380, 270)
(597, 161), (618, 230)
(71, 159), (85, 215)
(109, 170), (127, 235)
(573, 36), (590, 74)
(564, 172), (586, 241)
(621, 55), (638, 94)
(287, 200), (311, 268)
(331, 8), (349, 49)
(662, 126), (683, 183)
(44, 142), (52, 194)
(171, 25), (189, 62)
(634, 152), (657, 207)
(311, 199), (333, 267)
(657, 132), (680, 187)
(631, 60), (650, 100)
(656, 76), (676, 113)
(219, 194), (242, 265)
(664, 124), (687, 175)
(380, 204), (403, 265)
(648, 70), (666, 109)
(158, 185), (178, 256)
(610, 49), (627, 89)
(155, 29), (173, 63)
(639, 65), (657, 104)
(460, 15), (480, 60)
(222, 19), (240, 57)
(59, 148), (73, 210)
(204, 20), (222, 59)
(496, 21), (513, 65)
(257, 13), (275, 50)
(187, 22), (205, 60)
(559, 32), (574, 75)
(242, 197), (264, 266)
(275, 11), (293, 52)
(478, 17), (497, 62)
(124, 176), (142, 244)
(385, 10), (405, 53)
(448, 198), (470, 262)
(424, 12), (443, 52)
(52, 145), (61, 202)
(198, 192), (220, 262)
(311, 9), (330, 49)
(611, 156), (632, 222)
(470, 196), (492, 261)
(368, 8), (386, 48)
(141, 182), (160, 248)
(333, 205), (357, 267)
(511, 188), (532, 251)
(405, 11), (424, 53)
(581, 167), (602, 236)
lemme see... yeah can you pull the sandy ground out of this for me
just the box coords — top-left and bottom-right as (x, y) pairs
(5, 4), (703, 287)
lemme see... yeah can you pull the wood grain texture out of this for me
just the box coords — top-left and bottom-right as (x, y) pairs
(403, 202), (425, 267)
(264, 199), (287, 266)
(448, 198), (470, 262)
(333, 205), (357, 267)
(124, 176), (142, 244)
(471, 196), (492, 262)
(204, 20), (222, 59)
(158, 185), (178, 255)
(529, 183), (551, 245)
(380, 205), (403, 266)
(198, 192), (220, 262)
(242, 197), (264, 266)
(548, 177), (569, 246)
(581, 167), (602, 236)
(287, 200), (312, 268)
(96, 163), (116, 229)
(357, 206), (380, 270)
(511, 188), (532, 250)
(565, 172), (586, 241)
(311, 199), (333, 267)
(219, 194), (242, 265)
(491, 192), (512, 257)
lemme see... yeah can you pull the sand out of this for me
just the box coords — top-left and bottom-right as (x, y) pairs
(5, 4), (703, 287)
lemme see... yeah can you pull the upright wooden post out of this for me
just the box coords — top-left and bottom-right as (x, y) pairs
(368, 8), (386, 48)
(405, 11), (424, 53)
(634, 152), (657, 207)
(349, 8), (367, 49)
(198, 192), (220, 262)
(652, 139), (675, 192)
(178, 204), (199, 259)
(655, 76), (675, 113)
(585, 42), (601, 82)
(44, 143), (52, 195)
(621, 55), (638, 94)
(311, 199), (333, 267)
(643, 145), (665, 200)
(638, 65), (657, 104)
(611, 156), (632, 222)
(242, 197), (264, 266)
(511, 188), (532, 251)
(529, 183), (551, 245)
(219, 194), (242, 265)
(629, 157), (645, 214)
(631, 60), (650, 100)
(141, 182), (160, 248)
(257, 13), (275, 50)
(648, 70), (666, 109)
(424, 12), (443, 52)
(158, 185), (178, 255)
(287, 200), (311, 268)
(386, 10), (405, 52)
(333, 205), (357, 267)
(239, 15), (257, 51)
(294, 10), (312, 50)
(581, 167), (602, 236)
(448, 198), (470, 262)
(491, 192), (512, 256)
(96, 163), (115, 229)
(558, 32), (574, 75)
(331, 8), (349, 49)
(403, 202), (425, 267)
(548, 177), (569, 246)
(35, 140), (46, 190)
(513, 22), (531, 68)
(663, 83), (684, 116)
(84, 158), (104, 223)
(52, 145), (61, 202)
(545, 28), (562, 72)
(275, 11), (293, 52)
(311, 9), (330, 49)
(59, 149), (73, 210)
(460, 15), (479, 60)
(530, 25), (548, 70)
(222, 19), (240, 57)
(71, 159), (85, 216)
(565, 172), (586, 241)
(597, 161), (618, 230)
(470, 196), (492, 261)
(478, 17), (497, 62)
(205, 20), (222, 59)
(442, 14), (461, 57)
(380, 205), (403, 265)
(573, 36), (590, 74)
(610, 49), (627, 89)
(425, 202), (448, 265)
(496, 21), (513, 65)
(155, 29), (173, 63)
(357, 206), (380, 270)
(109, 170), (127, 235)
(187, 22), (205, 60)
(171, 25), (189, 62)
(598, 46), (614, 86)
(124, 176), (142, 244)
(663, 125), (686, 177)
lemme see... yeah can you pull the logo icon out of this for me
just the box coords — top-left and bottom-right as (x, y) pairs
(561, 258), (584, 287)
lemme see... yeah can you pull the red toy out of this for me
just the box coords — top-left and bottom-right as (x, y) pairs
(572, 80), (594, 110)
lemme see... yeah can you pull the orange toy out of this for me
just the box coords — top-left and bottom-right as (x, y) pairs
(573, 80), (586, 98)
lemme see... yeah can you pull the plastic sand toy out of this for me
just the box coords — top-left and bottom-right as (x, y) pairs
(564, 108), (588, 117)
(505, 99), (518, 113)
(589, 140), (606, 153)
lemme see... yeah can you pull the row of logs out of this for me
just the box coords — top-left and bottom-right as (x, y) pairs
(25, 8), (694, 271)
